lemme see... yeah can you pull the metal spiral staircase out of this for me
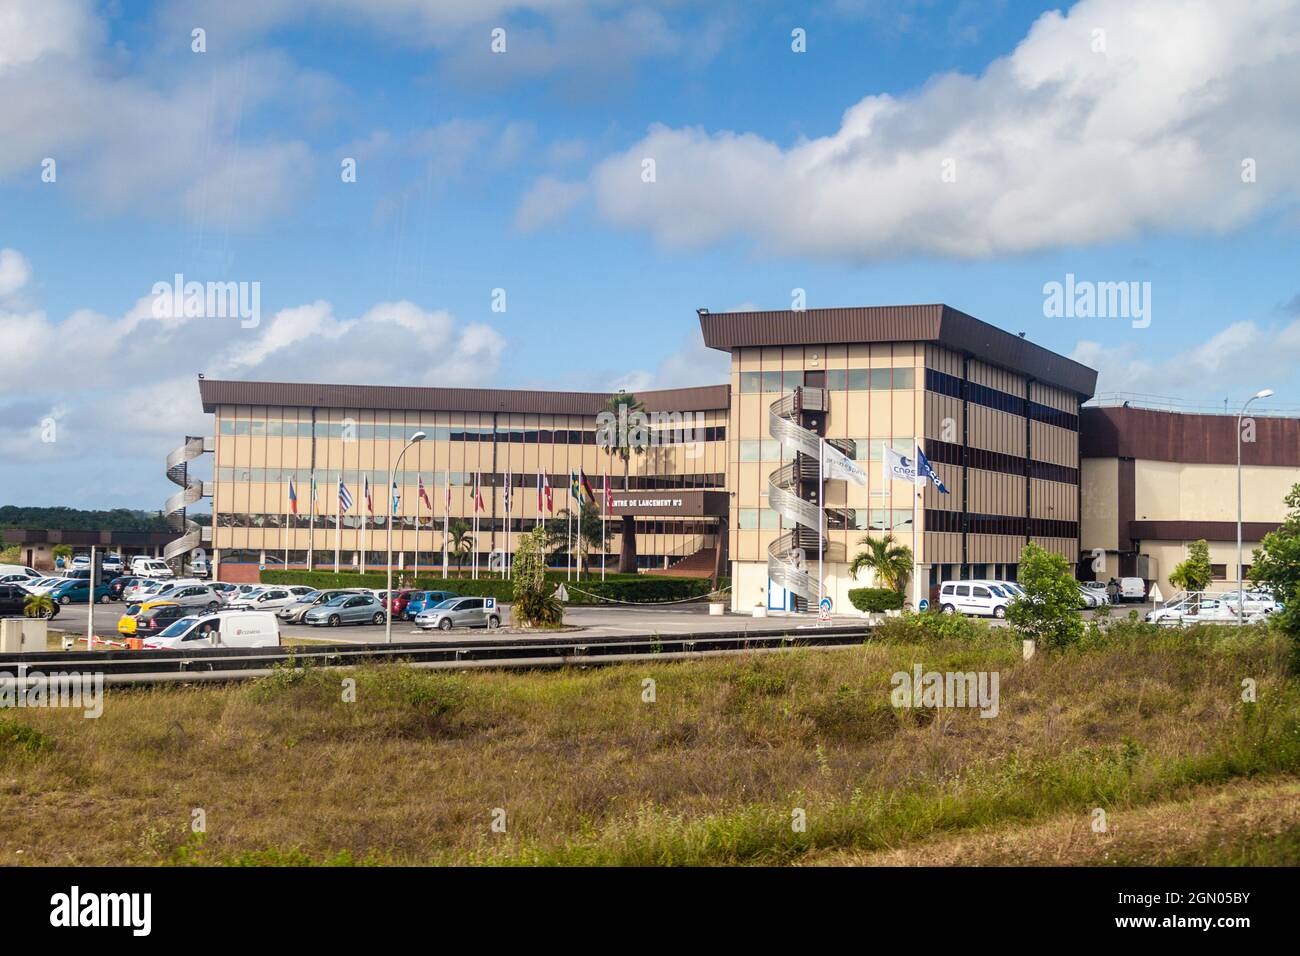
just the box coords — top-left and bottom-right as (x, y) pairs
(767, 387), (856, 611)
(164, 435), (211, 568)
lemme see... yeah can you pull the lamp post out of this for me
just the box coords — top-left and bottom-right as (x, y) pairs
(1237, 389), (1272, 625)
(385, 431), (425, 644)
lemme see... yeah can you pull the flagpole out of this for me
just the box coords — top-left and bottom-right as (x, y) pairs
(442, 470), (449, 579)
(505, 473), (512, 580)
(818, 440), (825, 615)
(307, 474), (315, 571)
(284, 479), (290, 571)
(473, 472), (480, 581)
(360, 479), (368, 575)
(602, 474), (607, 582)
(913, 440), (921, 611)
(334, 479), (342, 574)
(414, 473), (420, 581)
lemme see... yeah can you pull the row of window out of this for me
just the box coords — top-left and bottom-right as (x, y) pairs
(738, 368), (916, 394)
(214, 468), (727, 490)
(218, 550), (686, 570)
(925, 439), (1080, 485)
(925, 369), (1080, 431)
(214, 513), (719, 536)
(738, 437), (913, 464)
(220, 420), (727, 445)
(924, 510), (1080, 538)
(736, 508), (916, 532)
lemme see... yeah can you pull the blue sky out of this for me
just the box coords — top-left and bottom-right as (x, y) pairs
(2, 0), (1299, 510)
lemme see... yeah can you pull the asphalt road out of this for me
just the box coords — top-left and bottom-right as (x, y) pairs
(42, 599), (1162, 647)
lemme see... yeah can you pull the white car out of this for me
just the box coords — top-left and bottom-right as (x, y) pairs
(1119, 577), (1147, 602)
(143, 611), (281, 650)
(131, 558), (175, 580)
(227, 586), (313, 611)
(1076, 585), (1103, 608)
(937, 580), (1012, 619)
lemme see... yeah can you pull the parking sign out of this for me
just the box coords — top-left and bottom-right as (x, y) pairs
(818, 596), (832, 623)
(485, 597), (497, 612)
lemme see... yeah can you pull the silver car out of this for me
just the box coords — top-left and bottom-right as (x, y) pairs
(279, 588), (363, 623)
(303, 593), (387, 627)
(160, 583), (225, 612)
(415, 596), (501, 631)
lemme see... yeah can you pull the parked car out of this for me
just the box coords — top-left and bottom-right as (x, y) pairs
(75, 554), (124, 574)
(415, 596), (501, 631)
(304, 593), (387, 627)
(122, 602), (190, 637)
(48, 578), (112, 605)
(1146, 597), (1220, 625)
(106, 575), (138, 601)
(937, 581), (1012, 619)
(1076, 585), (1103, 609)
(387, 589), (417, 618)
(124, 578), (169, 603)
(404, 590), (461, 620)
(208, 582), (241, 601)
(155, 583), (225, 612)
(0, 583), (58, 618)
(1118, 577), (1147, 602)
(278, 589), (362, 623)
(130, 557), (175, 579)
(0, 565), (40, 581)
(227, 587), (305, 612)
(142, 611), (280, 650)
(0, 571), (41, 585)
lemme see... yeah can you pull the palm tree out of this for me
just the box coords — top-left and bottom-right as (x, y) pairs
(23, 591), (56, 620)
(848, 533), (913, 594)
(602, 391), (647, 573)
(545, 501), (603, 577)
(447, 519), (473, 578)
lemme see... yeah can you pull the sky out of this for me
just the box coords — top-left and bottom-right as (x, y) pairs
(1, 0), (1298, 511)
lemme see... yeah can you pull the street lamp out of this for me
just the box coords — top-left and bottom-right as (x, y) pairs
(1237, 389), (1272, 625)
(385, 431), (425, 644)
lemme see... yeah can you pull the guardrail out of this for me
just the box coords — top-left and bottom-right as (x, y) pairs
(0, 623), (875, 686)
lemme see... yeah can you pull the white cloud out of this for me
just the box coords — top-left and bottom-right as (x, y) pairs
(609, 326), (729, 393)
(515, 176), (587, 231)
(1073, 316), (1300, 400)
(587, 0), (1300, 260)
(0, 248), (32, 299)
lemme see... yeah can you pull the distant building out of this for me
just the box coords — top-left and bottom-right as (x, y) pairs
(2, 529), (180, 570)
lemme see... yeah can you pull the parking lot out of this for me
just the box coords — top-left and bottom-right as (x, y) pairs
(39, 597), (1165, 648)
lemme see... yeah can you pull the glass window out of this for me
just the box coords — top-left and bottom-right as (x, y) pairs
(891, 509), (913, 530)
(760, 509), (780, 530)
(738, 509), (759, 530)
(869, 439), (887, 461)
(825, 369), (846, 390)
(893, 367), (915, 389)
(762, 371), (782, 393)
(892, 438), (913, 456)
(761, 439), (783, 461)
(233, 421), (250, 436)
(870, 368), (892, 390)
(782, 371), (803, 392)
(847, 369), (870, 391)
(739, 371), (762, 393)
(739, 439), (761, 462)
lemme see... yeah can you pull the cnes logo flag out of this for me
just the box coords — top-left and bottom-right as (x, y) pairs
(49, 886), (151, 937)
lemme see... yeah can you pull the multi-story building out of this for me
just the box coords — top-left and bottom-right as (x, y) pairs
(192, 304), (1113, 612)
(1080, 404), (1300, 598)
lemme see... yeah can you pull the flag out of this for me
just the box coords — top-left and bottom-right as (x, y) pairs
(444, 471), (452, 513)
(604, 473), (613, 511)
(310, 475), (319, 511)
(419, 474), (432, 509)
(822, 442), (867, 485)
(503, 471), (512, 512)
(569, 471), (581, 501)
(540, 472), (553, 513)
(364, 475), (372, 513)
(580, 471), (596, 504)
(883, 445), (917, 484)
(288, 477), (298, 514)
(338, 478), (353, 512)
(916, 444), (950, 494)
(391, 480), (401, 515)
(473, 472), (485, 512)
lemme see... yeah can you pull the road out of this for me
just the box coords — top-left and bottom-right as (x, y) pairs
(41, 599), (1162, 647)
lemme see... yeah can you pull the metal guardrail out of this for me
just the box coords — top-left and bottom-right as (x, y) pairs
(0, 624), (875, 686)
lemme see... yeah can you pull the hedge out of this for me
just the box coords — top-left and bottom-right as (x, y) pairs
(260, 570), (727, 606)
(848, 587), (905, 613)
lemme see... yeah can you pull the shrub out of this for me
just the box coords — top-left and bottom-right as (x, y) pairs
(848, 588), (905, 613)
(1005, 542), (1086, 649)
(873, 610), (1001, 645)
(511, 527), (564, 628)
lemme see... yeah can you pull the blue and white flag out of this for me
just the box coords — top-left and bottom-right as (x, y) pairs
(916, 444), (950, 494)
(882, 445), (917, 484)
(338, 478), (354, 512)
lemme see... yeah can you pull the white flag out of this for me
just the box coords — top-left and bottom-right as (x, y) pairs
(883, 445), (918, 484)
(822, 442), (867, 485)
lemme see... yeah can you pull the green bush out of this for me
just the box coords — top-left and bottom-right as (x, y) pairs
(261, 569), (723, 606)
(873, 610), (1005, 645)
(848, 588), (904, 613)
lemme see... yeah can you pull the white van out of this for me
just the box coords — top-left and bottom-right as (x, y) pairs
(938, 580), (1012, 619)
(1119, 577), (1147, 602)
(131, 558), (175, 579)
(0, 565), (39, 581)
(141, 611), (281, 650)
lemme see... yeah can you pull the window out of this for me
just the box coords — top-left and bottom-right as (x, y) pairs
(973, 586), (990, 598)
(893, 368), (915, 389)
(782, 370), (804, 392)
(738, 509), (759, 530)
(740, 371), (763, 393)
(739, 439), (762, 461)
(826, 369), (846, 390)
(869, 368), (892, 390)
(847, 369), (870, 391)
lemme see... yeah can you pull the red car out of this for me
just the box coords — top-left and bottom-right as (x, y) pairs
(387, 589), (415, 617)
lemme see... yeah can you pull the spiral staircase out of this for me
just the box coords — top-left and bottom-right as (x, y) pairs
(164, 435), (212, 569)
(767, 387), (856, 611)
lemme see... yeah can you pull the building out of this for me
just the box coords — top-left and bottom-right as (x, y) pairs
(194, 304), (1106, 609)
(2, 528), (181, 571)
(1080, 404), (1300, 598)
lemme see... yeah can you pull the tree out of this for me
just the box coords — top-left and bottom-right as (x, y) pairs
(543, 500), (603, 576)
(446, 519), (473, 577)
(601, 391), (648, 572)
(24, 592), (56, 620)
(1005, 542), (1085, 649)
(52, 544), (73, 562)
(1169, 539), (1213, 607)
(1250, 483), (1300, 670)
(511, 527), (563, 628)
(848, 533), (913, 594)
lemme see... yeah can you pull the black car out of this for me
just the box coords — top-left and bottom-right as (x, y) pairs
(0, 583), (59, 619)
(107, 575), (138, 601)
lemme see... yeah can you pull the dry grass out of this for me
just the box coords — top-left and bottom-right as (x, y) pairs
(1, 623), (1297, 866)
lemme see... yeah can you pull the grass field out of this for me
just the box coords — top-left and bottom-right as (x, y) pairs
(2, 620), (1298, 866)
